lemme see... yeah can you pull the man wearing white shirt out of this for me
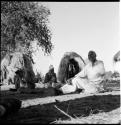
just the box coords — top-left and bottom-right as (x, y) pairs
(56, 51), (105, 94)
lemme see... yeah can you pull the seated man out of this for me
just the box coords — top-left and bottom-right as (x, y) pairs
(44, 65), (57, 88)
(55, 51), (106, 95)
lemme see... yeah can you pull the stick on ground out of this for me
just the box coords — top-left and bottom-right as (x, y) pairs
(54, 105), (73, 119)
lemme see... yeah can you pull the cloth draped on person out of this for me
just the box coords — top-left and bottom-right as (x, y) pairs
(61, 60), (105, 94)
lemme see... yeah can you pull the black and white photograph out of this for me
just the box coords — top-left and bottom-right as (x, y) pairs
(0, 1), (120, 124)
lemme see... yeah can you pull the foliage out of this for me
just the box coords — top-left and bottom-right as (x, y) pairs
(1, 1), (53, 59)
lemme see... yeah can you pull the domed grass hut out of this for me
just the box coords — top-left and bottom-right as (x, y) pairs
(113, 51), (120, 62)
(1, 52), (36, 89)
(57, 52), (86, 83)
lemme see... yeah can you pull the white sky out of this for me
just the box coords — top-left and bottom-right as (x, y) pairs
(33, 2), (120, 75)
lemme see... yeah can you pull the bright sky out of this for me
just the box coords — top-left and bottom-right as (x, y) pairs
(33, 2), (120, 75)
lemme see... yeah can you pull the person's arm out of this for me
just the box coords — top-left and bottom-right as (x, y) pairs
(97, 61), (105, 77)
(75, 66), (87, 78)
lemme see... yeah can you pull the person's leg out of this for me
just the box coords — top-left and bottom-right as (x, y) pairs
(72, 78), (98, 93)
(60, 84), (77, 94)
(14, 74), (20, 90)
(55, 77), (97, 95)
(59, 77), (79, 94)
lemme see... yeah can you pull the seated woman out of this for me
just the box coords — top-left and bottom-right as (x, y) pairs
(44, 65), (57, 88)
(67, 58), (79, 79)
(55, 51), (106, 95)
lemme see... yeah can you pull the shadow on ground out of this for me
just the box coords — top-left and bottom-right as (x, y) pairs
(1, 94), (120, 124)
(0, 88), (56, 100)
(0, 81), (120, 100)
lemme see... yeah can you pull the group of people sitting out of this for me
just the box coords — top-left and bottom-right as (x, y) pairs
(44, 50), (106, 95)
(0, 50), (112, 118)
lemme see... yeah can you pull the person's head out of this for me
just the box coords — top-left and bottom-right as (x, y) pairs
(88, 51), (97, 63)
(49, 65), (54, 73)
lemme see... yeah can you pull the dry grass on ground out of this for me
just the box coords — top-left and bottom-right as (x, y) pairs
(54, 107), (121, 124)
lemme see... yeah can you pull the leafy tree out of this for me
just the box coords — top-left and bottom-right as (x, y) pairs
(1, 1), (53, 60)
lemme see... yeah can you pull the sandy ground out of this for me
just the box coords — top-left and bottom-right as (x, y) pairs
(0, 81), (120, 124)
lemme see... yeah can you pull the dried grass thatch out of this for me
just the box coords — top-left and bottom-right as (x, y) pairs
(0, 53), (13, 82)
(57, 52), (85, 83)
(1, 52), (36, 89)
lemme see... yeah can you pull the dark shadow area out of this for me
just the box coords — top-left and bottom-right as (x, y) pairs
(1, 94), (120, 124)
(0, 87), (56, 100)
